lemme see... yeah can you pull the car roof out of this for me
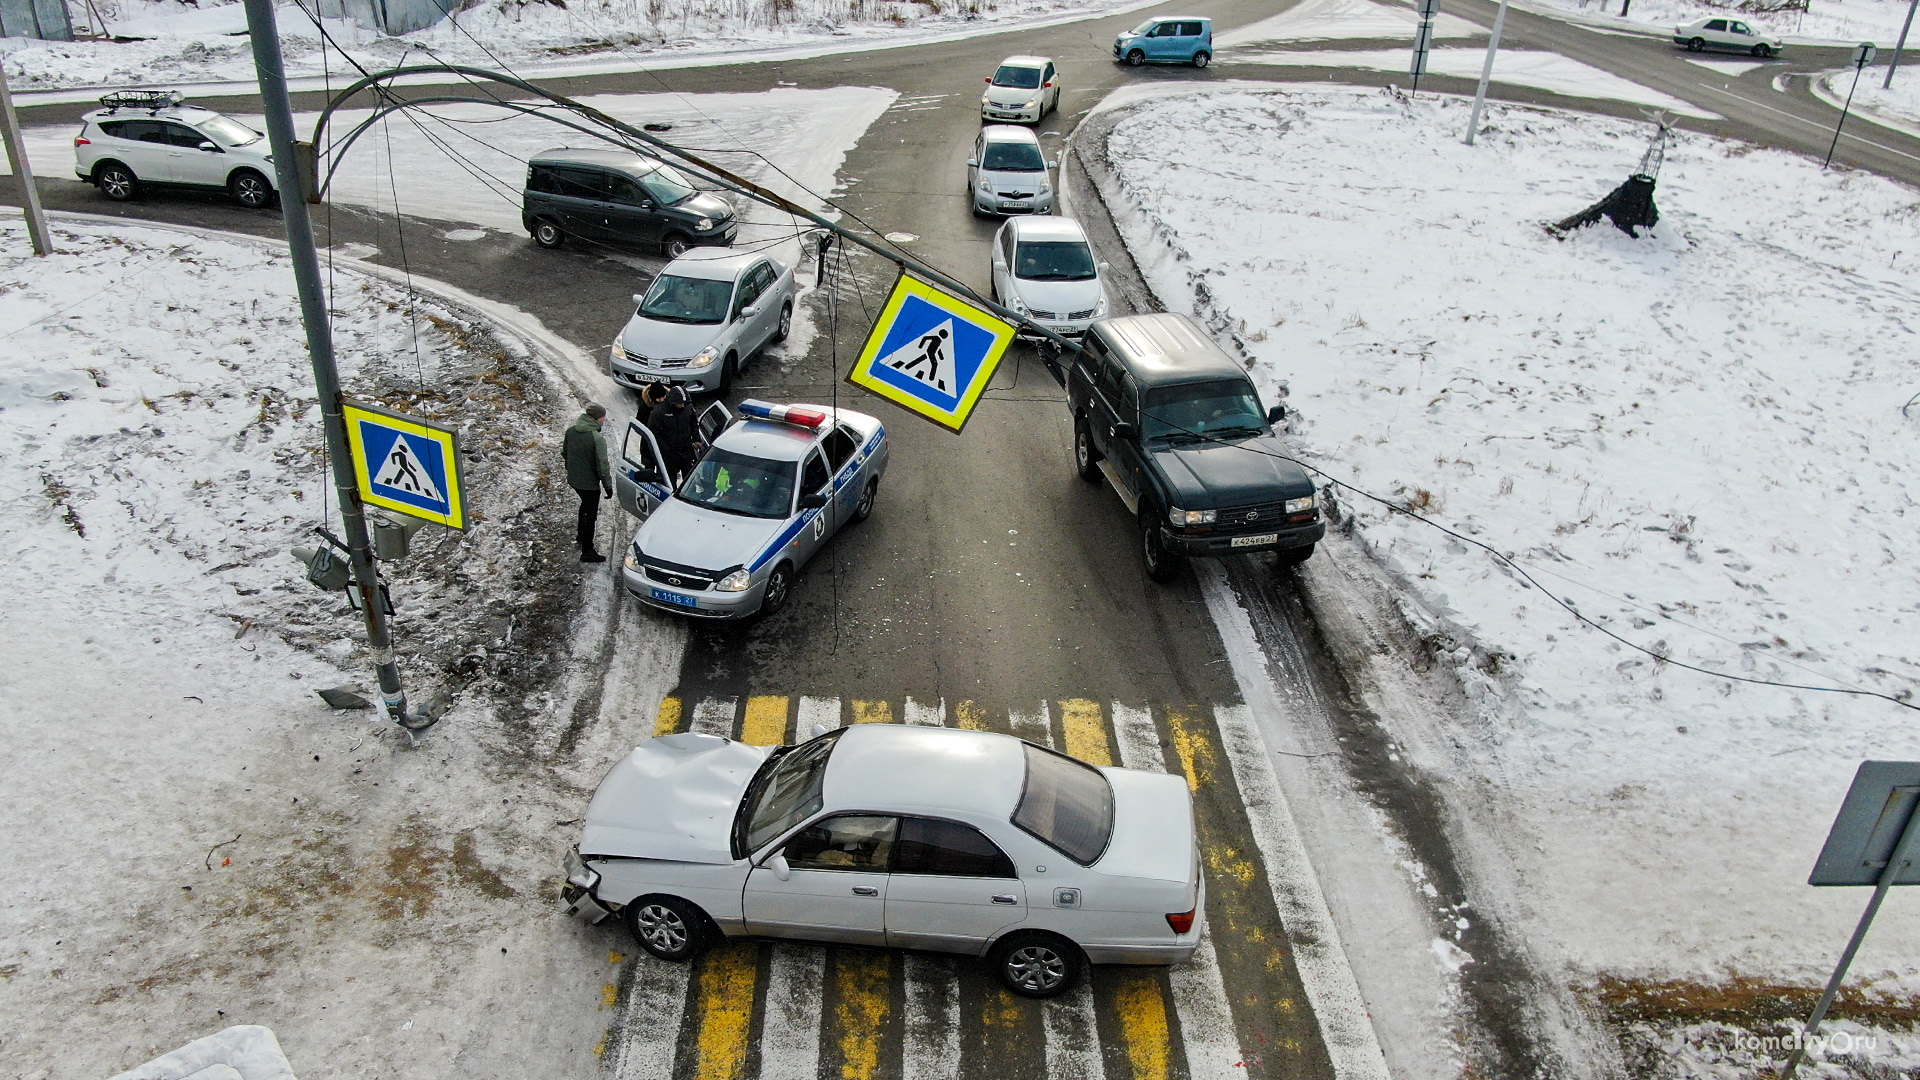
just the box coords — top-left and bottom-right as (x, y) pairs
(659, 248), (768, 281)
(87, 104), (225, 124)
(980, 124), (1041, 145)
(997, 55), (1051, 67)
(1146, 14), (1209, 20)
(529, 147), (667, 175)
(821, 724), (1029, 817)
(1008, 215), (1087, 242)
(1095, 313), (1247, 387)
(709, 405), (867, 463)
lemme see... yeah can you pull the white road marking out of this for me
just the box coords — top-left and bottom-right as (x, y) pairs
(758, 944), (826, 1080)
(1008, 701), (1054, 748)
(1110, 702), (1165, 773)
(905, 697), (945, 725)
(690, 696), (738, 737)
(1043, 982), (1105, 1080)
(797, 695), (841, 734)
(608, 957), (692, 1080)
(901, 953), (961, 1080)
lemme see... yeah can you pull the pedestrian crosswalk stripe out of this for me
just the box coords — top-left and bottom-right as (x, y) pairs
(830, 949), (890, 1080)
(1008, 701), (1052, 748)
(904, 696), (944, 726)
(1045, 983), (1104, 1080)
(692, 943), (757, 1080)
(953, 699), (989, 731)
(742, 695), (789, 746)
(607, 950), (690, 1080)
(653, 696), (683, 738)
(692, 696), (737, 737)
(759, 944), (826, 1080)
(901, 953), (959, 1080)
(1110, 702), (1165, 774)
(798, 696), (839, 739)
(850, 699), (893, 725)
(1059, 698), (1112, 767)
(1112, 971), (1173, 1080)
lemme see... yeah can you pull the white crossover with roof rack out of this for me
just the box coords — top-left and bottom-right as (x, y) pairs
(562, 723), (1203, 998)
(73, 90), (278, 208)
(614, 399), (889, 620)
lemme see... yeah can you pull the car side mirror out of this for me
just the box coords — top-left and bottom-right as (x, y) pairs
(1268, 405), (1287, 424)
(1098, 260), (1111, 271)
(767, 853), (791, 881)
(198, 141), (220, 152)
(740, 303), (762, 319)
(1110, 421), (1137, 441)
(799, 491), (830, 510)
(632, 293), (646, 307)
(966, 158), (978, 167)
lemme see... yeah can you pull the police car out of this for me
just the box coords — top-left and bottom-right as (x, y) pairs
(614, 400), (889, 619)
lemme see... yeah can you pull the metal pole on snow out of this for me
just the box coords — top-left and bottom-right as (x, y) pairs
(0, 62), (53, 256)
(1887, 0), (1920, 88)
(1464, 0), (1512, 145)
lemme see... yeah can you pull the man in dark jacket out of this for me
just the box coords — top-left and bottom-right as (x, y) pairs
(563, 402), (614, 562)
(647, 386), (698, 485)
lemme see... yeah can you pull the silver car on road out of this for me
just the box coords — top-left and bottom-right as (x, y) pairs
(562, 723), (1203, 997)
(609, 248), (796, 396)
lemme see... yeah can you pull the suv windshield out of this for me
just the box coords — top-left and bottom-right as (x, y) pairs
(982, 141), (1046, 172)
(679, 447), (796, 519)
(1010, 743), (1114, 865)
(638, 274), (732, 325)
(736, 730), (843, 856)
(1142, 379), (1267, 442)
(637, 163), (698, 206)
(196, 115), (261, 147)
(1015, 240), (1097, 281)
(992, 65), (1043, 89)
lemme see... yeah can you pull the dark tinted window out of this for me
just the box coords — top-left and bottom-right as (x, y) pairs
(1014, 240), (1097, 281)
(982, 141), (1045, 172)
(527, 164), (557, 194)
(161, 122), (206, 147)
(785, 815), (898, 871)
(1011, 743), (1114, 866)
(1179, 21), (1202, 35)
(98, 120), (153, 140)
(895, 818), (1016, 877)
(608, 175), (653, 207)
(552, 167), (608, 200)
(1142, 379), (1266, 442)
(801, 451), (829, 494)
(822, 426), (858, 469)
(1150, 21), (1180, 36)
(1705, 18), (1727, 29)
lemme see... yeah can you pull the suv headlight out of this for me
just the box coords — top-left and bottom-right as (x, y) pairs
(1285, 494), (1318, 514)
(694, 217), (714, 231)
(1169, 507), (1217, 526)
(687, 345), (720, 370)
(715, 569), (752, 592)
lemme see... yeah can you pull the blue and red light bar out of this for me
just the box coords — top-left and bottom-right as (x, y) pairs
(738, 399), (829, 429)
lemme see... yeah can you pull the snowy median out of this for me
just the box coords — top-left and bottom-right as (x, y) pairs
(1097, 86), (1920, 1068)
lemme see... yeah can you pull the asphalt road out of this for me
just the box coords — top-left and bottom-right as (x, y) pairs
(10, 4), (1920, 1077)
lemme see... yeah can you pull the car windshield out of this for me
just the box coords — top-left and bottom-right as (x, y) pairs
(736, 730), (843, 855)
(638, 274), (733, 325)
(1014, 240), (1097, 281)
(196, 115), (261, 147)
(1128, 18), (1157, 33)
(992, 65), (1043, 89)
(1011, 743), (1114, 865)
(1142, 379), (1268, 442)
(637, 163), (698, 206)
(678, 447), (796, 519)
(982, 141), (1046, 172)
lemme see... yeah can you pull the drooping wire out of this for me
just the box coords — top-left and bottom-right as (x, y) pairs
(379, 105), (429, 394)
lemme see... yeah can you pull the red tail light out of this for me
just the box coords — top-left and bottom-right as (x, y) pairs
(74, 137), (90, 146)
(1166, 908), (1196, 934)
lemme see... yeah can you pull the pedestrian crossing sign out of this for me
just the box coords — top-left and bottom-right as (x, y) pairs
(340, 396), (468, 530)
(846, 273), (1017, 433)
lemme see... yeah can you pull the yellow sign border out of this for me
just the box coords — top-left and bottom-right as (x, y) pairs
(340, 395), (467, 530)
(845, 273), (1017, 434)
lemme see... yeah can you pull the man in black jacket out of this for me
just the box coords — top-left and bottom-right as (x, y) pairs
(647, 386), (698, 485)
(563, 402), (614, 562)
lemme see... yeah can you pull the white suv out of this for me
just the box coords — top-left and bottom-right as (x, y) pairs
(73, 91), (278, 208)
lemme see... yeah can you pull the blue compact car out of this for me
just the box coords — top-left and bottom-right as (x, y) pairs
(1113, 16), (1213, 68)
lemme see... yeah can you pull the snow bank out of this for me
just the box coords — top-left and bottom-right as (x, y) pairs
(107, 1024), (296, 1080)
(1100, 86), (1920, 999)
(1518, 0), (1911, 47)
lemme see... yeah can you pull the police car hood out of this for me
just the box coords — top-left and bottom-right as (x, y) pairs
(1149, 433), (1315, 510)
(636, 498), (789, 575)
(580, 733), (773, 861)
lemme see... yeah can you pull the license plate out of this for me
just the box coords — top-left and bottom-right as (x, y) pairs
(1231, 533), (1279, 548)
(650, 588), (698, 607)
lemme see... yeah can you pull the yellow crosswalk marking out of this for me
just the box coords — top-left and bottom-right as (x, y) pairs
(693, 944), (758, 1080)
(742, 696), (790, 746)
(1059, 699), (1112, 766)
(654, 696), (683, 737)
(1113, 972), (1173, 1080)
(953, 700), (989, 731)
(1165, 706), (1210, 794)
(850, 700), (893, 725)
(833, 950), (890, 1080)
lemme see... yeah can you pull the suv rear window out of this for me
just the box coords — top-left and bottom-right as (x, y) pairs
(1010, 743), (1114, 865)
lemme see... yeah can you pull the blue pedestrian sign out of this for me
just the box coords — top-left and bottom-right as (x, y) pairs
(340, 396), (468, 530)
(847, 274), (1017, 433)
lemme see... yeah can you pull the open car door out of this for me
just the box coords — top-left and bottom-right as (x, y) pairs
(615, 418), (672, 518)
(695, 400), (734, 455)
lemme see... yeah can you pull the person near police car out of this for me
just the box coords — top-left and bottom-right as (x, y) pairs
(647, 385), (699, 486)
(563, 402), (614, 563)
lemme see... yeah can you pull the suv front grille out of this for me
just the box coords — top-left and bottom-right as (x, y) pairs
(1216, 501), (1293, 531)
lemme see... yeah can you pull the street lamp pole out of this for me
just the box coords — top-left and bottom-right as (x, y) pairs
(1886, 0), (1919, 88)
(1464, 0), (1513, 145)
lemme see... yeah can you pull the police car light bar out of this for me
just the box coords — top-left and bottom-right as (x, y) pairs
(738, 400), (829, 429)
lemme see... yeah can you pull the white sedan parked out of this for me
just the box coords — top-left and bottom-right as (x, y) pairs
(562, 723), (1203, 997)
(990, 215), (1108, 337)
(1673, 17), (1784, 57)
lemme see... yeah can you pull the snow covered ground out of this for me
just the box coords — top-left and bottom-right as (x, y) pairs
(1226, 46), (1715, 113)
(1819, 63), (1920, 136)
(1098, 85), (1920, 1069)
(1519, 0), (1915, 47)
(1, 0), (1151, 92)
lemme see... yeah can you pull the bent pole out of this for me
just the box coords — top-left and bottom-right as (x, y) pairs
(1464, 0), (1512, 146)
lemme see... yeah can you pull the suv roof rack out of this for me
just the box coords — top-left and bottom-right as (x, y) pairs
(99, 90), (184, 113)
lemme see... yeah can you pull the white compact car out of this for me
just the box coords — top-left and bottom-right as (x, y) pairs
(611, 249), (796, 395)
(562, 723), (1203, 997)
(1673, 16), (1783, 57)
(73, 91), (277, 208)
(615, 400), (889, 620)
(967, 125), (1055, 217)
(990, 216), (1107, 336)
(980, 55), (1061, 124)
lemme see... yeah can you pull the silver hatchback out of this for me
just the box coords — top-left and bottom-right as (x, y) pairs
(610, 249), (795, 395)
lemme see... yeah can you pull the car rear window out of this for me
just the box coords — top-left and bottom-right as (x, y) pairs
(1010, 743), (1114, 865)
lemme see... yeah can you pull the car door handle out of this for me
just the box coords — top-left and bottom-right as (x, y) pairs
(851, 885), (879, 896)
(991, 894), (1018, 905)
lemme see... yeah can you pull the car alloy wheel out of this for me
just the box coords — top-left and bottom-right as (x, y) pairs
(1074, 418), (1101, 482)
(626, 896), (708, 961)
(1752, 43), (1772, 58)
(991, 933), (1080, 998)
(760, 563), (793, 617)
(1688, 36), (1706, 51)
(664, 233), (692, 259)
(854, 479), (878, 522)
(230, 170), (272, 209)
(774, 301), (793, 342)
(533, 219), (564, 248)
(1127, 48), (1146, 66)
(97, 165), (136, 201)
(1193, 50), (1210, 68)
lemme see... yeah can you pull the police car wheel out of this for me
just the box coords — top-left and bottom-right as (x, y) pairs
(760, 564), (794, 617)
(1074, 417), (1102, 482)
(853, 479), (879, 522)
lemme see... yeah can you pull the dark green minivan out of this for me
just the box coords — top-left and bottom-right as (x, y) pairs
(523, 148), (738, 257)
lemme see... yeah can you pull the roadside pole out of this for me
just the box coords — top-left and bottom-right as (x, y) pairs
(1410, 0), (1438, 93)
(242, 0), (423, 729)
(1887, 0), (1919, 88)
(1826, 42), (1877, 168)
(1463, 0), (1512, 145)
(0, 62), (53, 256)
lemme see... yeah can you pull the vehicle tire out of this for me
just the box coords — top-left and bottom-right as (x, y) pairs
(624, 895), (711, 962)
(716, 351), (738, 395)
(1687, 36), (1706, 51)
(773, 301), (793, 343)
(853, 478), (879, 522)
(989, 932), (1083, 999)
(229, 168), (273, 209)
(532, 218), (565, 249)
(94, 162), (138, 202)
(1751, 43), (1772, 58)
(1126, 48), (1147, 66)
(663, 232), (693, 259)
(1140, 511), (1183, 583)
(759, 562), (794, 617)
(1074, 416), (1102, 482)
(1193, 50), (1210, 68)
(1277, 543), (1315, 568)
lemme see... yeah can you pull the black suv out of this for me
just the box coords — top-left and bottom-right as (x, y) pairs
(1068, 312), (1323, 581)
(522, 148), (737, 257)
